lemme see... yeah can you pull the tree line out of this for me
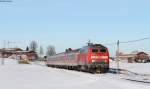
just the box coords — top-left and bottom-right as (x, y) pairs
(27, 41), (56, 57)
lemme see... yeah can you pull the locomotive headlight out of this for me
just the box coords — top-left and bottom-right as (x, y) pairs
(92, 60), (96, 62)
(100, 56), (108, 59)
(91, 56), (94, 59)
(104, 60), (107, 63)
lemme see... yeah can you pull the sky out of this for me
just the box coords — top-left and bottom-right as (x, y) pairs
(0, 0), (150, 55)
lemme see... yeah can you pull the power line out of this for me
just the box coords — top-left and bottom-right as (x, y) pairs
(0, 0), (12, 2)
(120, 36), (150, 44)
(103, 36), (150, 46)
(104, 36), (150, 73)
(103, 42), (117, 46)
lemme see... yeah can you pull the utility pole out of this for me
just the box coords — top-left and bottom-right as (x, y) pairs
(1, 40), (6, 65)
(7, 41), (16, 48)
(1, 53), (4, 65)
(116, 40), (120, 74)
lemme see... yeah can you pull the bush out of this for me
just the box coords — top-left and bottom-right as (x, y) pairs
(18, 60), (30, 64)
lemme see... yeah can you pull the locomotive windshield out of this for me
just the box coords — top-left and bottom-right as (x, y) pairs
(92, 47), (107, 53)
(100, 48), (106, 53)
(92, 49), (99, 53)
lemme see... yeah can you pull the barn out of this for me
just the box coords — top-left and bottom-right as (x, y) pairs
(15, 51), (38, 61)
(134, 52), (150, 63)
(0, 48), (38, 61)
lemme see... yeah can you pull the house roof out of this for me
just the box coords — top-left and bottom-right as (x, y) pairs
(137, 52), (148, 55)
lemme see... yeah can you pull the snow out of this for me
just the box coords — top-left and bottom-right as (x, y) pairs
(110, 61), (150, 74)
(110, 61), (150, 84)
(0, 58), (150, 89)
(0, 58), (18, 65)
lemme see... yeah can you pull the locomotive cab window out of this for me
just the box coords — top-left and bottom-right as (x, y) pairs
(100, 48), (106, 53)
(92, 49), (99, 53)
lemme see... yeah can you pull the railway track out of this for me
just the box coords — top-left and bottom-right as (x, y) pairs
(30, 61), (46, 67)
(109, 68), (150, 84)
(123, 78), (150, 84)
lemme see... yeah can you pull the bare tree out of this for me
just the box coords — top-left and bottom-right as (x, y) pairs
(46, 45), (56, 57)
(29, 41), (38, 52)
(39, 46), (44, 57)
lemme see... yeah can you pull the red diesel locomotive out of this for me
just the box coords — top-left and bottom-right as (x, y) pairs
(46, 43), (109, 73)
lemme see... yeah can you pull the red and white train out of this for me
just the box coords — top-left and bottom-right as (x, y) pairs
(46, 43), (109, 73)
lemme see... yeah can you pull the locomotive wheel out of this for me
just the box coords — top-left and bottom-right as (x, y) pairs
(90, 68), (96, 74)
(46, 64), (50, 67)
(104, 68), (109, 73)
(96, 66), (102, 74)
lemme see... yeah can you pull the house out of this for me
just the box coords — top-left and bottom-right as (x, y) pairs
(118, 51), (149, 63)
(0, 48), (23, 58)
(134, 52), (150, 63)
(0, 48), (38, 61)
(14, 51), (38, 61)
(118, 52), (137, 63)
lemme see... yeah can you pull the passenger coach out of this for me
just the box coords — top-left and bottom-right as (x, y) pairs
(46, 43), (109, 73)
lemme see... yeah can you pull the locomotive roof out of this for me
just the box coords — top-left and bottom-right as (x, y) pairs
(87, 44), (106, 48)
(53, 44), (106, 56)
(54, 48), (80, 55)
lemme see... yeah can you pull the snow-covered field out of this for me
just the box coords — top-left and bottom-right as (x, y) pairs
(0, 58), (150, 89)
(110, 61), (150, 74)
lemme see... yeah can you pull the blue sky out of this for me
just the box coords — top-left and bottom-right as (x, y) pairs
(0, 0), (150, 55)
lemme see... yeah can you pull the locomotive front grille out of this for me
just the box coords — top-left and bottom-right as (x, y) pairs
(92, 59), (107, 64)
(91, 59), (109, 67)
(91, 56), (108, 59)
